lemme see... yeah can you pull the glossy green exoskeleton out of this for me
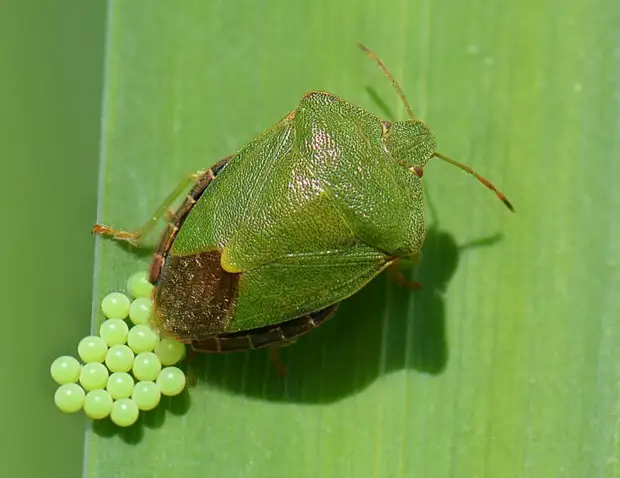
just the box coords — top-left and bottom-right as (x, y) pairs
(94, 44), (512, 353)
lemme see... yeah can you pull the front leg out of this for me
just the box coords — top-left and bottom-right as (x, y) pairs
(389, 261), (423, 290)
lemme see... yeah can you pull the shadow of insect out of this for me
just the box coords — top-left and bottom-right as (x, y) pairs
(194, 218), (501, 403)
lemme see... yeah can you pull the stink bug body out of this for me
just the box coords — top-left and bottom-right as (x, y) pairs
(94, 44), (512, 353)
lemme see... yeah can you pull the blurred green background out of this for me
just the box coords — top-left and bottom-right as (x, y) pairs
(0, 1), (105, 477)
(3, 0), (620, 477)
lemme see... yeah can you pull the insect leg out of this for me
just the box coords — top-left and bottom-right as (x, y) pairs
(92, 169), (210, 247)
(183, 347), (199, 388)
(269, 347), (287, 378)
(388, 261), (423, 290)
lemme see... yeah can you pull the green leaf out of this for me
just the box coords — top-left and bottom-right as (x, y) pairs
(88, 0), (620, 477)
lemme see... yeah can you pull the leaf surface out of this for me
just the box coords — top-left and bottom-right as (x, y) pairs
(88, 1), (620, 477)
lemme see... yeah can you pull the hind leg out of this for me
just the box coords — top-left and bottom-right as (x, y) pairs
(92, 169), (210, 247)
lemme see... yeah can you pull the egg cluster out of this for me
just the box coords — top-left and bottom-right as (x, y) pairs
(50, 271), (188, 427)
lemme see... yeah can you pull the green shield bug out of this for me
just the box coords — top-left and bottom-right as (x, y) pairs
(94, 44), (512, 353)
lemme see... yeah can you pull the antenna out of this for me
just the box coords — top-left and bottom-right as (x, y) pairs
(434, 152), (514, 211)
(357, 43), (416, 122)
(358, 42), (514, 212)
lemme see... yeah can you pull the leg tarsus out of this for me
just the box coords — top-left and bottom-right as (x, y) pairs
(91, 224), (141, 247)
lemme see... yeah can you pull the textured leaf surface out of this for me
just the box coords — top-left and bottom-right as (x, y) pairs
(88, 0), (620, 477)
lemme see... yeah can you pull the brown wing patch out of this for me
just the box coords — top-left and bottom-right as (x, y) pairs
(153, 250), (240, 341)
